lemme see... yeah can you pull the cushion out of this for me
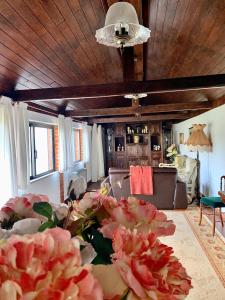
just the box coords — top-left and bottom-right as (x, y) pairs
(175, 155), (186, 169)
(185, 157), (197, 173)
(200, 196), (225, 208)
(67, 176), (87, 199)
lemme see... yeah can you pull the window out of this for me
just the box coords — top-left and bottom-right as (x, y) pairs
(73, 128), (83, 162)
(29, 123), (56, 179)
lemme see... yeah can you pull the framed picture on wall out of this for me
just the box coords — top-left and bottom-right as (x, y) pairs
(179, 132), (184, 144)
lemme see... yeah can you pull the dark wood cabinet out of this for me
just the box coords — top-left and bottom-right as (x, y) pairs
(114, 153), (126, 168)
(114, 124), (125, 136)
(104, 121), (169, 171)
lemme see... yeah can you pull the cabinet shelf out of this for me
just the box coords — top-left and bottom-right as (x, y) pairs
(126, 133), (148, 135)
(126, 143), (148, 146)
(114, 151), (125, 154)
(105, 122), (167, 170)
(128, 156), (149, 159)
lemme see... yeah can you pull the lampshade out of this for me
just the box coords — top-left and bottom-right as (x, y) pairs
(185, 124), (211, 152)
(95, 2), (150, 48)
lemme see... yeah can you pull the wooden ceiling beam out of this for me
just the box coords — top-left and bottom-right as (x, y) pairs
(118, 0), (143, 81)
(142, 0), (150, 81)
(212, 95), (225, 108)
(66, 101), (212, 117)
(11, 74), (225, 102)
(131, 0), (144, 81)
(89, 112), (199, 124)
(27, 102), (58, 116)
(122, 47), (135, 81)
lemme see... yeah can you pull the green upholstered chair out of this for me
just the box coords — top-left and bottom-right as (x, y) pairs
(199, 176), (225, 236)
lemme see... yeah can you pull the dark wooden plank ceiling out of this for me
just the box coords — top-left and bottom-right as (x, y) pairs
(0, 0), (225, 122)
(0, 0), (122, 91)
(147, 0), (225, 80)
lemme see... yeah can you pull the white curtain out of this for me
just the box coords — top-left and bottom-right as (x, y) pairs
(0, 96), (29, 206)
(14, 102), (30, 190)
(97, 125), (105, 178)
(58, 115), (73, 172)
(91, 124), (105, 182)
(83, 123), (92, 182)
(91, 124), (98, 182)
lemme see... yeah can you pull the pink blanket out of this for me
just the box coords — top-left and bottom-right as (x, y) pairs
(130, 166), (153, 195)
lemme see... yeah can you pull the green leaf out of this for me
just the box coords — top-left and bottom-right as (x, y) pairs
(33, 202), (53, 220)
(39, 220), (55, 232)
(82, 227), (113, 265)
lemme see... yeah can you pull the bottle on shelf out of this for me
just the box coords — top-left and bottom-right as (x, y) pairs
(121, 145), (124, 151)
(117, 144), (121, 151)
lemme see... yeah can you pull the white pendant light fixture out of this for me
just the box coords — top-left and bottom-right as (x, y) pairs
(124, 93), (147, 100)
(124, 93), (148, 118)
(95, 2), (150, 48)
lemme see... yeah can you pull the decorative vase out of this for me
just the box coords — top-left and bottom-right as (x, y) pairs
(134, 135), (139, 144)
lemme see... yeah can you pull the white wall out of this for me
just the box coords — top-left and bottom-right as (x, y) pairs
(173, 104), (225, 197)
(25, 172), (60, 204)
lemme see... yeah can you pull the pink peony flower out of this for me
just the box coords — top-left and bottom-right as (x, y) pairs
(0, 228), (103, 300)
(78, 193), (117, 214)
(100, 197), (176, 239)
(112, 227), (192, 300)
(0, 194), (49, 221)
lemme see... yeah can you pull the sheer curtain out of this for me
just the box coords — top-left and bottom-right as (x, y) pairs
(97, 125), (105, 178)
(14, 102), (30, 190)
(83, 123), (92, 182)
(91, 124), (105, 182)
(0, 96), (29, 206)
(58, 115), (73, 172)
(91, 124), (98, 182)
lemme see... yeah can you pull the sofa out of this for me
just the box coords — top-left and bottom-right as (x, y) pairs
(109, 167), (188, 209)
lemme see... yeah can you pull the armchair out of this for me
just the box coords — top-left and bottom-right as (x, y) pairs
(175, 155), (197, 201)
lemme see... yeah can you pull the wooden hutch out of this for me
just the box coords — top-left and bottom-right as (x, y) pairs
(104, 121), (172, 172)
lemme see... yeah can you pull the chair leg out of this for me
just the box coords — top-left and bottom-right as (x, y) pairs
(219, 208), (224, 227)
(199, 202), (203, 225)
(213, 208), (216, 236)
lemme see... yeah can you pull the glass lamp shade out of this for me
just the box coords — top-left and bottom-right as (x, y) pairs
(124, 93), (147, 99)
(185, 124), (211, 152)
(95, 2), (151, 48)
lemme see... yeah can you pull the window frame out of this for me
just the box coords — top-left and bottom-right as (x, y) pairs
(73, 127), (83, 163)
(29, 122), (56, 180)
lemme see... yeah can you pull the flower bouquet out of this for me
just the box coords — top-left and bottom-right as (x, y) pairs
(166, 144), (178, 163)
(0, 193), (192, 299)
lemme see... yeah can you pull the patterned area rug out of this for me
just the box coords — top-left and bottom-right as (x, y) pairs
(161, 209), (225, 300)
(184, 208), (225, 286)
